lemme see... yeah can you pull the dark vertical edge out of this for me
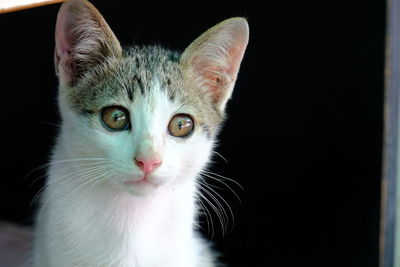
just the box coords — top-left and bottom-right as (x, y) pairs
(381, 0), (400, 266)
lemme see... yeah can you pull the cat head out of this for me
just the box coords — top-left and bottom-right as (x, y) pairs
(54, 0), (248, 195)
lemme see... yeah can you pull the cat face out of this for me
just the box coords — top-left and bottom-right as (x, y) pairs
(54, 0), (248, 196)
(59, 48), (216, 195)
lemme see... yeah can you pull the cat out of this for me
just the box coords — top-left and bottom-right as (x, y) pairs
(31, 0), (248, 266)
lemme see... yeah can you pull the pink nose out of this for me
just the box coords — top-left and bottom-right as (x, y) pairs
(134, 157), (162, 174)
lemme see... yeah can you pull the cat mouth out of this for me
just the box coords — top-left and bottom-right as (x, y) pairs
(123, 176), (158, 187)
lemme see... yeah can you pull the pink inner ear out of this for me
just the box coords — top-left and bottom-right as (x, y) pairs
(199, 66), (229, 104)
(198, 40), (247, 104)
(227, 43), (247, 79)
(55, 4), (77, 61)
(54, 0), (123, 87)
(186, 19), (248, 107)
(54, 4), (79, 84)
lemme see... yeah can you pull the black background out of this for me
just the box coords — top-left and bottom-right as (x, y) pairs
(0, 0), (385, 266)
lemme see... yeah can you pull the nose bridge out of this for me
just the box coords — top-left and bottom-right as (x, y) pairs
(131, 92), (163, 159)
(136, 133), (158, 158)
(133, 118), (162, 160)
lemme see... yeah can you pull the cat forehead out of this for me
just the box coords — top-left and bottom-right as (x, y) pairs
(65, 46), (184, 112)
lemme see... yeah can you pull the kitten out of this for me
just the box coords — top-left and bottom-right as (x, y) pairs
(32, 0), (248, 266)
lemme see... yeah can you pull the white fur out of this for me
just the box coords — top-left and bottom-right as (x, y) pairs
(32, 80), (216, 266)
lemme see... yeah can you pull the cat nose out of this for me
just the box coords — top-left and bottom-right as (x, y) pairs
(134, 157), (162, 174)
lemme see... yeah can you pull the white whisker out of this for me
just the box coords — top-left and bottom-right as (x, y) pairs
(202, 170), (244, 190)
(196, 189), (216, 239)
(24, 157), (108, 181)
(197, 179), (230, 237)
(201, 171), (242, 203)
(212, 151), (228, 163)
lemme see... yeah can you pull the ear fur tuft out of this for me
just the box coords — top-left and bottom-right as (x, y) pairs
(181, 18), (249, 111)
(55, 0), (122, 86)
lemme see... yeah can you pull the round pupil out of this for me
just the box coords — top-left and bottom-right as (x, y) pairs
(112, 110), (125, 122)
(178, 118), (190, 130)
(169, 115), (194, 137)
(101, 107), (129, 131)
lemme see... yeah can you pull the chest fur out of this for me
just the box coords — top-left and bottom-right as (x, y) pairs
(36, 166), (197, 267)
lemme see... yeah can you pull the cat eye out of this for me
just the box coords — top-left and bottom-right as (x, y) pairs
(168, 114), (194, 138)
(101, 106), (130, 131)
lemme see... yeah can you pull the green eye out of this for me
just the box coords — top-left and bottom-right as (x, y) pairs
(101, 106), (130, 131)
(168, 114), (194, 137)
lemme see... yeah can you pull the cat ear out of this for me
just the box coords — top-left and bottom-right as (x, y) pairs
(55, 0), (122, 87)
(180, 18), (249, 111)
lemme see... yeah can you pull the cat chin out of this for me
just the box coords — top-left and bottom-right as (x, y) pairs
(119, 175), (163, 196)
(120, 181), (159, 196)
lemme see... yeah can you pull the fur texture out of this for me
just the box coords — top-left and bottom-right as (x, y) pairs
(32, 0), (248, 266)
